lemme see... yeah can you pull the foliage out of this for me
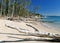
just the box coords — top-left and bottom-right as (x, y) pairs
(0, 0), (43, 18)
(35, 13), (44, 17)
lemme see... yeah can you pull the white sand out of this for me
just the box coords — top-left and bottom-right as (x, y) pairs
(27, 21), (60, 34)
(0, 19), (59, 43)
(3, 41), (58, 43)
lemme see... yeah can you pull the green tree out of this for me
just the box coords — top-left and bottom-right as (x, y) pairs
(12, 0), (18, 17)
(1, 0), (4, 16)
(0, 0), (32, 18)
(8, 0), (11, 17)
(33, 6), (40, 16)
(19, 0), (31, 17)
(4, 0), (9, 16)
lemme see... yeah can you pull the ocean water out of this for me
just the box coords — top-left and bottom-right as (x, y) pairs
(40, 16), (60, 31)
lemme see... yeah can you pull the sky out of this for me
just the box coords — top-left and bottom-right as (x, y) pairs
(31, 0), (60, 16)
(0, 0), (60, 16)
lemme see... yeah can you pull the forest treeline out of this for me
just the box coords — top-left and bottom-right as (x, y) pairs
(0, 0), (43, 18)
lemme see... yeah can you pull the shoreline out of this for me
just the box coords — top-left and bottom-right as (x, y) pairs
(41, 22), (60, 32)
(30, 21), (60, 34)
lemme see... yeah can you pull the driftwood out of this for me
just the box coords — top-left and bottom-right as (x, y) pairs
(1, 36), (60, 42)
(8, 36), (53, 41)
(26, 24), (39, 31)
(7, 17), (13, 21)
(5, 24), (60, 39)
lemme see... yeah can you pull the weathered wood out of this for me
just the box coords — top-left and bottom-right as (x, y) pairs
(1, 36), (60, 42)
(8, 36), (53, 41)
(26, 24), (39, 31)
(5, 24), (60, 39)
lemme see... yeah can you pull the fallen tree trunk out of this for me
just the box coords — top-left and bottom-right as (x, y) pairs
(26, 24), (39, 31)
(5, 24), (60, 39)
(1, 36), (54, 42)
(8, 36), (53, 41)
(2, 36), (60, 42)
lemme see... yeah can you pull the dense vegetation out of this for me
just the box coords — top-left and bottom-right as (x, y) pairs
(0, 0), (43, 18)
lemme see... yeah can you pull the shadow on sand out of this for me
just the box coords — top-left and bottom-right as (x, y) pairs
(0, 33), (60, 43)
(0, 33), (32, 36)
(1, 36), (60, 43)
(1, 39), (60, 43)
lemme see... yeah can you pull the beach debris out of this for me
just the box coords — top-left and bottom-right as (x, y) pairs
(5, 23), (60, 39)
(26, 24), (39, 31)
(7, 17), (13, 21)
(8, 36), (53, 41)
(2, 36), (60, 42)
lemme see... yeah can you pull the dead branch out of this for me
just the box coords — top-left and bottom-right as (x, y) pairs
(5, 24), (60, 39)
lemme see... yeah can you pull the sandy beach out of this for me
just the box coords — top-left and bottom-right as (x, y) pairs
(0, 19), (60, 43)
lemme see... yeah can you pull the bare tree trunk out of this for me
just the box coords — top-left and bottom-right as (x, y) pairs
(8, 36), (53, 41)
(7, 0), (10, 17)
(5, 24), (60, 39)
(1, 0), (4, 16)
(12, 0), (15, 18)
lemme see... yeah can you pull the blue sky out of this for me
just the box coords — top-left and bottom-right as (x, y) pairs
(31, 0), (60, 16)
(0, 0), (60, 16)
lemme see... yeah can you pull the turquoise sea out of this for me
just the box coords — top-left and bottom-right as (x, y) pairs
(40, 16), (60, 31)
